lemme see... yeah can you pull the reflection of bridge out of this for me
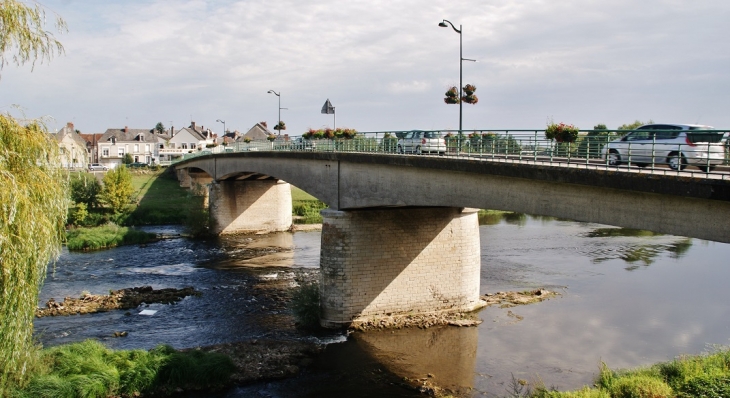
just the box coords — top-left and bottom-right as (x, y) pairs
(175, 149), (730, 327)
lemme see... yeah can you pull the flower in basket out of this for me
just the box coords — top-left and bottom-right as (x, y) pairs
(463, 84), (476, 95)
(444, 86), (460, 104)
(323, 128), (335, 139)
(545, 122), (579, 143)
(243, 137), (251, 143)
(274, 121), (286, 131)
(266, 134), (277, 142)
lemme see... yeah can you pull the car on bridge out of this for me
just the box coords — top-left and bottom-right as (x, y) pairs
(601, 124), (726, 172)
(397, 130), (446, 155)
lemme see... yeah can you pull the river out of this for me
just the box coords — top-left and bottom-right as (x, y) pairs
(36, 215), (730, 397)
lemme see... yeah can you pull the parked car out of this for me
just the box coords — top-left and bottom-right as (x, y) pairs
(126, 162), (148, 168)
(600, 124), (726, 172)
(88, 163), (108, 171)
(397, 130), (446, 155)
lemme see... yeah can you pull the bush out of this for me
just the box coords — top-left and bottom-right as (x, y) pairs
(291, 282), (321, 330)
(69, 173), (101, 208)
(677, 374), (730, 397)
(608, 375), (672, 398)
(66, 223), (156, 251)
(16, 340), (235, 397)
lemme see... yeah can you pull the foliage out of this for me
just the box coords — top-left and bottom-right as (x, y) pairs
(618, 120), (653, 132)
(545, 122), (580, 143)
(122, 152), (133, 164)
(273, 121), (286, 130)
(100, 166), (134, 213)
(303, 127), (357, 140)
(69, 172), (101, 208)
(0, 0), (67, 73)
(267, 134), (277, 142)
(154, 121), (165, 134)
(465, 132), (522, 154)
(65, 223), (156, 251)
(183, 206), (209, 238)
(291, 282), (321, 329)
(292, 186), (326, 224)
(12, 340), (235, 397)
(67, 202), (88, 226)
(593, 123), (607, 130)
(444, 86), (459, 104)
(0, 114), (69, 393)
(243, 136), (251, 143)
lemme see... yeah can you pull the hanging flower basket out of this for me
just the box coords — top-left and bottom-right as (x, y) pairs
(267, 134), (277, 142)
(545, 123), (579, 143)
(274, 121), (286, 131)
(444, 86), (460, 104)
(462, 94), (478, 104)
(463, 84), (476, 95)
(243, 137), (251, 143)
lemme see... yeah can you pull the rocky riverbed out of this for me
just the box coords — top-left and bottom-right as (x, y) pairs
(36, 286), (200, 317)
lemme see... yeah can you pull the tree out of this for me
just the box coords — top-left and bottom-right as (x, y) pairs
(123, 152), (133, 164)
(1, 1), (68, 392)
(70, 172), (101, 208)
(100, 166), (134, 214)
(0, 115), (69, 392)
(154, 122), (165, 134)
(0, 0), (67, 73)
(618, 120), (653, 131)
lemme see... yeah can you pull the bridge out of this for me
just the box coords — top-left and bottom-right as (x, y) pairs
(174, 133), (730, 327)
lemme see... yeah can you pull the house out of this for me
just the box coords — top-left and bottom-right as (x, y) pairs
(78, 132), (104, 164)
(241, 122), (273, 141)
(97, 126), (159, 169)
(55, 122), (89, 169)
(160, 121), (216, 163)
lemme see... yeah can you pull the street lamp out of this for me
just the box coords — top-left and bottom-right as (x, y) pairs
(267, 90), (287, 135)
(438, 19), (476, 134)
(216, 119), (226, 135)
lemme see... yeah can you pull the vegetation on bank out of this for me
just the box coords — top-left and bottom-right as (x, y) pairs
(522, 347), (730, 398)
(8, 340), (234, 398)
(292, 186), (327, 224)
(65, 224), (157, 251)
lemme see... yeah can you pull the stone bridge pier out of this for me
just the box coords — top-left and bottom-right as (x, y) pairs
(319, 207), (484, 328)
(208, 179), (293, 235)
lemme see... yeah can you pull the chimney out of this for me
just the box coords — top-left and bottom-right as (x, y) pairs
(124, 126), (128, 133)
(67, 122), (74, 131)
(190, 121), (196, 131)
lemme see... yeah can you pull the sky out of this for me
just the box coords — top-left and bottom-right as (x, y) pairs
(2, 0), (729, 135)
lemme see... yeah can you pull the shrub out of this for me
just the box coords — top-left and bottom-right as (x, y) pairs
(545, 122), (580, 143)
(608, 375), (672, 398)
(70, 172), (101, 208)
(291, 282), (321, 330)
(66, 223), (156, 251)
(677, 374), (730, 397)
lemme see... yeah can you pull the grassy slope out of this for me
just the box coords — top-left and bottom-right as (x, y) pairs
(126, 169), (204, 225)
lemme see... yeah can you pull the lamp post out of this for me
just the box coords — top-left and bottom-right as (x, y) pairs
(439, 19), (476, 135)
(267, 90), (287, 135)
(216, 119), (226, 135)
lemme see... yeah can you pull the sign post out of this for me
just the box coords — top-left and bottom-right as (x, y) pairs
(321, 99), (335, 129)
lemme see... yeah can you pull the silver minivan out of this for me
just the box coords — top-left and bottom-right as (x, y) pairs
(396, 130), (446, 155)
(601, 124), (726, 172)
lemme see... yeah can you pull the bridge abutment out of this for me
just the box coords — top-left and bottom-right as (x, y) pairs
(319, 207), (484, 328)
(208, 179), (292, 235)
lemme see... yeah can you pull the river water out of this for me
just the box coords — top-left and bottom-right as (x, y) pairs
(36, 215), (730, 397)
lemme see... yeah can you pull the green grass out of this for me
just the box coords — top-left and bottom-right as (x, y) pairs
(531, 348), (730, 398)
(66, 224), (157, 251)
(291, 186), (327, 224)
(11, 340), (235, 397)
(126, 168), (205, 226)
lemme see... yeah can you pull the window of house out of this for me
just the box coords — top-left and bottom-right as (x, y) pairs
(134, 144), (139, 153)
(102, 148), (109, 157)
(182, 143), (188, 149)
(145, 144), (150, 152)
(191, 142), (196, 149)
(118, 148), (125, 157)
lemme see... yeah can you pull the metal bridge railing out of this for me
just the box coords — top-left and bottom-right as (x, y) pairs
(174, 129), (730, 180)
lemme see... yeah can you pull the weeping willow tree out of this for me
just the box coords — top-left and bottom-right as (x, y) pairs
(0, 0), (67, 72)
(0, 115), (68, 392)
(1, 1), (68, 393)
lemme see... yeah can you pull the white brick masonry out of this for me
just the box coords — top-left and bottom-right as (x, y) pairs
(208, 180), (293, 235)
(319, 207), (482, 327)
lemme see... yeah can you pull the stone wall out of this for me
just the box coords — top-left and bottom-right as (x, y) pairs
(208, 179), (292, 235)
(319, 207), (482, 327)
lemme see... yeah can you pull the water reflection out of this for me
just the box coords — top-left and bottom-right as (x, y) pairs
(355, 326), (478, 394)
(583, 227), (693, 267)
